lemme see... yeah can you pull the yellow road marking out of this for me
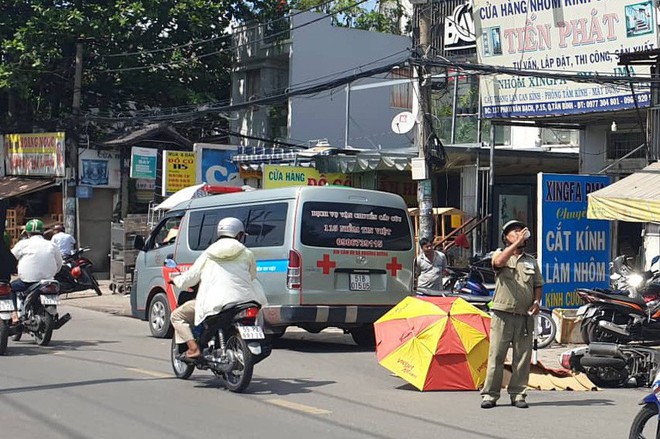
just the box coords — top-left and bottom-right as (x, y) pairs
(266, 399), (331, 415)
(125, 367), (171, 379)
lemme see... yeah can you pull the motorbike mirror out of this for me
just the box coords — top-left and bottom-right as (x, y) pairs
(133, 235), (145, 251)
(164, 258), (177, 268)
(652, 255), (660, 268)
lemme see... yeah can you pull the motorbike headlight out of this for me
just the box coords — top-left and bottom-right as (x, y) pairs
(628, 274), (644, 288)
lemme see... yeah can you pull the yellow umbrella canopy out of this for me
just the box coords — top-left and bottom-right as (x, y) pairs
(375, 296), (491, 391)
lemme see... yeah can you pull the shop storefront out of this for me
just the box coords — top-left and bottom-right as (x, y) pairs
(1, 132), (66, 246)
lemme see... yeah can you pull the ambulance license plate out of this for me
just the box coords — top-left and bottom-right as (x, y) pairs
(350, 274), (370, 291)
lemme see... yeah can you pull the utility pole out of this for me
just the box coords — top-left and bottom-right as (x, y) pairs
(413, 1), (434, 243)
(65, 40), (83, 240)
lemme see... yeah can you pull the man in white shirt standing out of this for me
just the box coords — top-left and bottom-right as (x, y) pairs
(415, 237), (448, 291)
(51, 224), (76, 257)
(10, 219), (63, 323)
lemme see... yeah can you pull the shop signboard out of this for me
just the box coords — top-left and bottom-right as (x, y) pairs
(162, 150), (196, 196)
(193, 143), (241, 186)
(5, 132), (65, 177)
(78, 148), (121, 188)
(263, 165), (352, 189)
(474, 0), (654, 118)
(444, 0), (477, 52)
(537, 173), (611, 309)
(135, 179), (156, 203)
(130, 146), (157, 179)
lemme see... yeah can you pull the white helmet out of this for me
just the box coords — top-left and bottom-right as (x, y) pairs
(216, 217), (245, 239)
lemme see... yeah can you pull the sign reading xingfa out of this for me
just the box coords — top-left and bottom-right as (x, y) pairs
(444, 0), (476, 52)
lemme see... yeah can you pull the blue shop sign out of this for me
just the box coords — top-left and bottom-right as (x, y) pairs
(537, 173), (611, 309)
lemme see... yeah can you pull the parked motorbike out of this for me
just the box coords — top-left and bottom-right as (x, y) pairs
(576, 280), (660, 345)
(0, 281), (14, 355)
(629, 368), (660, 438)
(55, 248), (102, 296)
(560, 342), (657, 388)
(167, 259), (271, 393)
(11, 280), (71, 346)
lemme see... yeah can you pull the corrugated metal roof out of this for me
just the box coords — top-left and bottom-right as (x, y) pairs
(587, 162), (660, 223)
(0, 177), (56, 200)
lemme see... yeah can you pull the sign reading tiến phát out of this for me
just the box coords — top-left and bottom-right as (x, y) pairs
(475, 0), (654, 118)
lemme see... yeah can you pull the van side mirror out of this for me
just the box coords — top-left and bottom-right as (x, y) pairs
(134, 235), (145, 251)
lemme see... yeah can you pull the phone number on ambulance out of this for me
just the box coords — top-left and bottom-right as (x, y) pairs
(335, 238), (384, 248)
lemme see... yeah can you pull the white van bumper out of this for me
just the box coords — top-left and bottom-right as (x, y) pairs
(262, 305), (392, 326)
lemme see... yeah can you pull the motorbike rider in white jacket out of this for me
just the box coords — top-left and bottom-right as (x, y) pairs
(170, 217), (267, 360)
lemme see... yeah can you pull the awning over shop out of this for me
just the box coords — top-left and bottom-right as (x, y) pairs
(0, 177), (57, 200)
(587, 162), (660, 223)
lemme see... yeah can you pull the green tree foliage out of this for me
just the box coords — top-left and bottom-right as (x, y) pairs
(0, 0), (401, 136)
(291, 0), (406, 34)
(0, 0), (284, 134)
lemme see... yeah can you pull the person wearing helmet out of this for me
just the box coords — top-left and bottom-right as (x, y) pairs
(10, 219), (63, 324)
(170, 217), (267, 360)
(480, 220), (543, 410)
(51, 224), (76, 257)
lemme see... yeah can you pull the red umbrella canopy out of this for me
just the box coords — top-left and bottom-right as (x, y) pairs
(375, 296), (491, 391)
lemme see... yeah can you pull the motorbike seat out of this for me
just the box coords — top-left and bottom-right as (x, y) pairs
(590, 290), (647, 307)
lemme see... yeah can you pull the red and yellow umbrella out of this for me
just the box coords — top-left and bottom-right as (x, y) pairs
(375, 296), (491, 391)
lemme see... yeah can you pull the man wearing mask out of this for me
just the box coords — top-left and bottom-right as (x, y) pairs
(480, 220), (543, 409)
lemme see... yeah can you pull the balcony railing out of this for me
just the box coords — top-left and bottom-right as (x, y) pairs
(233, 19), (291, 64)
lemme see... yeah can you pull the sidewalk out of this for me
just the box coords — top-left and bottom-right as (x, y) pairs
(58, 282), (578, 369)
(59, 280), (132, 317)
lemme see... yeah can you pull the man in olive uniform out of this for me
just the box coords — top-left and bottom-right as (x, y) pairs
(481, 220), (543, 409)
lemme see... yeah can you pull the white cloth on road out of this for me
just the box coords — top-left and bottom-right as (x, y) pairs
(172, 238), (267, 325)
(52, 232), (76, 256)
(11, 235), (63, 282)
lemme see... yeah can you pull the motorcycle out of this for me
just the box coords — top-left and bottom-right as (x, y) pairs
(630, 368), (660, 438)
(55, 248), (102, 296)
(11, 280), (71, 346)
(167, 259), (271, 393)
(576, 283), (660, 345)
(0, 281), (14, 355)
(560, 342), (657, 388)
(577, 256), (660, 344)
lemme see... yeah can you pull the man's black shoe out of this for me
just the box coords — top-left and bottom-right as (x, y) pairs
(481, 400), (496, 409)
(511, 399), (528, 409)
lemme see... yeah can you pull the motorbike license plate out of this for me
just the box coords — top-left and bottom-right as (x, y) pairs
(350, 273), (370, 291)
(237, 325), (265, 340)
(40, 295), (60, 306)
(0, 299), (14, 312)
(576, 305), (589, 316)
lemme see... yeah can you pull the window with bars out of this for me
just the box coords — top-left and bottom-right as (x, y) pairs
(607, 131), (646, 160)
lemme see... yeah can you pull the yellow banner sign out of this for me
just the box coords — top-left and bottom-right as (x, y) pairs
(5, 132), (65, 177)
(263, 165), (351, 189)
(163, 151), (197, 196)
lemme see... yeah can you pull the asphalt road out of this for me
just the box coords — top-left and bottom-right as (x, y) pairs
(0, 306), (651, 438)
